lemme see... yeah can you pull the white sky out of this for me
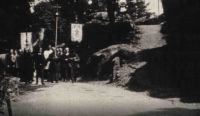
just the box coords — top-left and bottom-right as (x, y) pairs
(145, 0), (163, 15)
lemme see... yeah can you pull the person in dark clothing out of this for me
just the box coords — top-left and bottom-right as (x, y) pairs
(60, 47), (70, 82)
(5, 49), (12, 76)
(68, 49), (80, 83)
(5, 49), (16, 76)
(21, 48), (34, 84)
(15, 50), (20, 77)
(34, 48), (45, 85)
(49, 48), (61, 83)
(18, 49), (24, 81)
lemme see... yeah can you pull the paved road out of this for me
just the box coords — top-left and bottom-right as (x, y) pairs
(6, 82), (200, 116)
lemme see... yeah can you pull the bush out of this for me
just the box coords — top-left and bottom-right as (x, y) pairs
(0, 77), (20, 114)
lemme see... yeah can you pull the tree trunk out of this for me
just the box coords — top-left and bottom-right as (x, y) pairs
(107, 0), (116, 24)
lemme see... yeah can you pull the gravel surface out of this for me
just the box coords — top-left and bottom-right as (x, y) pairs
(3, 82), (199, 116)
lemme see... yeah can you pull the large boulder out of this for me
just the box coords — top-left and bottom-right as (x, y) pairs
(84, 44), (139, 80)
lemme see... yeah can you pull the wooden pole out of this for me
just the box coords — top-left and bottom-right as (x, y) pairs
(107, 0), (115, 24)
(55, 12), (58, 58)
(6, 99), (12, 116)
(158, 0), (160, 15)
(54, 3), (61, 58)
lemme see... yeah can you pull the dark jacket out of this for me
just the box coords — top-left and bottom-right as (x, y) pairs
(34, 53), (45, 70)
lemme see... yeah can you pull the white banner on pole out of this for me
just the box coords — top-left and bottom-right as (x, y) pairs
(20, 32), (33, 52)
(20, 32), (26, 50)
(71, 23), (83, 43)
(27, 32), (33, 52)
(39, 28), (45, 41)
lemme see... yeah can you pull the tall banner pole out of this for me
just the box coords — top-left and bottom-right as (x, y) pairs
(55, 12), (58, 57)
(53, 4), (61, 58)
(158, 0), (160, 15)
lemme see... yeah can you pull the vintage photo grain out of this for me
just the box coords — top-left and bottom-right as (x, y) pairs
(1, 0), (200, 116)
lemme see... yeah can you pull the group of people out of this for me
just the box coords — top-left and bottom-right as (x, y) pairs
(5, 45), (80, 85)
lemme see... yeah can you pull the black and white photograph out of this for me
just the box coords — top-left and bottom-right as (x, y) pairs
(0, 0), (200, 116)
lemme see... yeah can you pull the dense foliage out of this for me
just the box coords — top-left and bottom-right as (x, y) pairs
(0, 77), (19, 115)
(127, 0), (153, 21)
(0, 0), (31, 50)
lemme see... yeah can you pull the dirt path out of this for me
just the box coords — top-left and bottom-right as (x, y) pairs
(137, 25), (166, 50)
(5, 82), (200, 116)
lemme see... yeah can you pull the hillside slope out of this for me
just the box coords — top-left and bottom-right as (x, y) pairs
(114, 25), (166, 87)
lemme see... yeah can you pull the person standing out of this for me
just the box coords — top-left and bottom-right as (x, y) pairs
(68, 49), (80, 83)
(22, 48), (34, 84)
(49, 48), (60, 83)
(18, 49), (24, 81)
(6, 49), (16, 76)
(34, 48), (45, 85)
(61, 47), (70, 82)
(14, 50), (20, 77)
(43, 45), (53, 81)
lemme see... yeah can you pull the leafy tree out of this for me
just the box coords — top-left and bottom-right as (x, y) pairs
(32, 2), (56, 31)
(127, 0), (153, 21)
(78, 0), (153, 23)
(33, 1), (67, 32)
(32, 1), (70, 47)
(0, 0), (31, 50)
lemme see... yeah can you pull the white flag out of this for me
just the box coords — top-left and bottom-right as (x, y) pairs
(20, 32), (26, 50)
(71, 23), (83, 43)
(39, 28), (45, 41)
(20, 32), (33, 52)
(27, 32), (33, 52)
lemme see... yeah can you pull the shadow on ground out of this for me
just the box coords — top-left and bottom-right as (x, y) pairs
(127, 108), (200, 116)
(127, 34), (200, 103)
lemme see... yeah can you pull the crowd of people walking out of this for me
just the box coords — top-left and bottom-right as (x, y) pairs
(4, 45), (80, 85)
